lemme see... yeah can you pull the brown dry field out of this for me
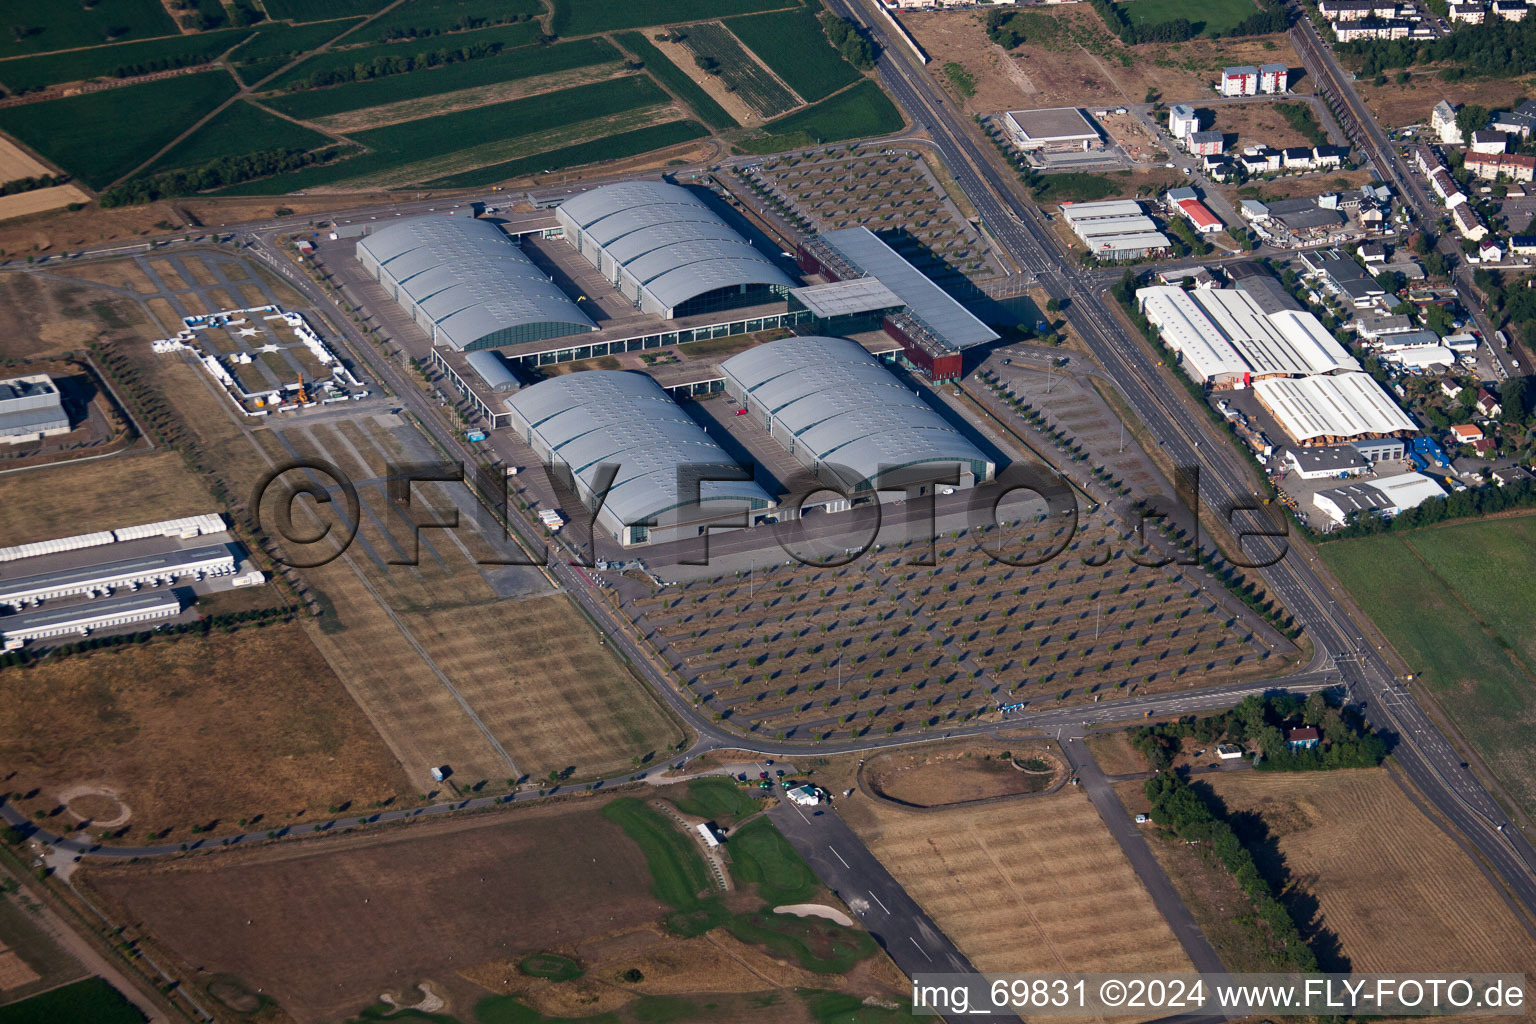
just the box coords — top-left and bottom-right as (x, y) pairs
(1211, 100), (1315, 151)
(1203, 769), (1536, 976)
(0, 184), (92, 221)
(0, 268), (154, 359)
(839, 783), (1192, 990)
(1221, 166), (1374, 207)
(0, 624), (411, 839)
(312, 62), (630, 133)
(1350, 69), (1536, 129)
(907, 8), (1302, 114)
(863, 740), (1063, 806)
(651, 34), (763, 127)
(1084, 729), (1149, 775)
(51, 259), (160, 294)
(146, 258), (189, 292)
(81, 799), (673, 1024)
(179, 254), (218, 288)
(0, 450), (211, 545)
(0, 137), (51, 180)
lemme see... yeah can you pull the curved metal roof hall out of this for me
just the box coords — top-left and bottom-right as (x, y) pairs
(555, 181), (794, 318)
(504, 371), (773, 542)
(356, 215), (596, 351)
(720, 336), (995, 492)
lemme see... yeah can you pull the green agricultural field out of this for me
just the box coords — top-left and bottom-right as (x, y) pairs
(601, 797), (714, 908)
(1, 0), (178, 59)
(0, 28), (248, 93)
(0, 69), (240, 188)
(727, 9), (862, 103)
(263, 20), (541, 90)
(262, 38), (620, 120)
(1121, 0), (1258, 35)
(675, 22), (796, 118)
(1319, 515), (1536, 816)
(616, 32), (737, 131)
(147, 100), (335, 172)
(229, 18), (366, 85)
(740, 79), (903, 153)
(223, 73), (671, 192)
(350, 0), (544, 44)
(0, 978), (145, 1024)
(725, 818), (819, 904)
(551, 0), (794, 37)
(262, 0), (392, 19)
(421, 119), (707, 187)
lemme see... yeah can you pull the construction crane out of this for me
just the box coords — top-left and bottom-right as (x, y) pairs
(295, 371), (309, 405)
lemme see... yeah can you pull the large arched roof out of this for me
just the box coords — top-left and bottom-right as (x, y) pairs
(357, 215), (594, 349)
(557, 181), (793, 311)
(506, 371), (772, 528)
(721, 336), (993, 489)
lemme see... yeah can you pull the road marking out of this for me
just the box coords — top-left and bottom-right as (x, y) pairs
(870, 890), (891, 914)
(910, 937), (933, 961)
(830, 846), (849, 868)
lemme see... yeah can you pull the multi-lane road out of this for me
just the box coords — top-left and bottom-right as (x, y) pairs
(828, 0), (1536, 914)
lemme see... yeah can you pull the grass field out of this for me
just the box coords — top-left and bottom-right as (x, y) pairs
(229, 18), (366, 84)
(1120, 0), (1258, 34)
(0, 27), (249, 93)
(262, 20), (542, 91)
(1318, 517), (1536, 816)
(0, 979), (144, 1024)
(742, 80), (904, 152)
(724, 818), (819, 904)
(84, 802), (670, 1024)
(603, 798), (716, 910)
(1203, 769), (1536, 976)
(727, 9), (862, 103)
(616, 32), (737, 131)
(675, 22), (797, 118)
(146, 100), (335, 172)
(0, 0), (177, 59)
(550, 0), (793, 37)
(0, 70), (239, 188)
(261, 38), (621, 120)
(421, 119), (708, 188)
(0, 623), (413, 839)
(839, 784), (1192, 984)
(672, 777), (763, 823)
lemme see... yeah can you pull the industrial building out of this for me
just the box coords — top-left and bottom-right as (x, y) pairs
(1299, 249), (1386, 307)
(1284, 444), (1370, 479)
(0, 374), (69, 445)
(1136, 285), (1358, 384)
(794, 227), (998, 381)
(0, 514), (226, 563)
(1313, 472), (1445, 527)
(358, 215), (597, 351)
(464, 350), (521, 394)
(1002, 108), (1104, 152)
(556, 181), (795, 319)
(720, 336), (995, 496)
(1061, 200), (1172, 261)
(0, 544), (236, 610)
(0, 592), (184, 649)
(1253, 373), (1417, 445)
(504, 371), (774, 547)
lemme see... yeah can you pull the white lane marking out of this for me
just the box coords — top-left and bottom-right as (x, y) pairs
(830, 846), (849, 868)
(910, 937), (933, 961)
(870, 890), (891, 914)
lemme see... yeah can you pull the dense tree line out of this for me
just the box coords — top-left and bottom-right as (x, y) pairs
(1085, 0), (1287, 46)
(1341, 17), (1536, 76)
(98, 147), (346, 207)
(1475, 268), (1536, 356)
(1132, 693), (1386, 772)
(0, 174), (65, 196)
(285, 39), (505, 91)
(1145, 769), (1319, 971)
(819, 13), (876, 69)
(377, 12), (533, 43)
(1325, 477), (1536, 537)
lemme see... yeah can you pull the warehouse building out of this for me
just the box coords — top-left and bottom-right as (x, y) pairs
(1253, 373), (1417, 445)
(1186, 291), (1358, 378)
(720, 336), (995, 495)
(0, 545), (236, 610)
(0, 592), (184, 649)
(358, 215), (596, 351)
(794, 227), (998, 382)
(1137, 286), (1249, 386)
(1002, 107), (1104, 152)
(556, 181), (795, 319)
(1061, 200), (1171, 260)
(0, 374), (69, 445)
(504, 371), (774, 547)
(1313, 472), (1445, 527)
(0, 514), (226, 564)
(464, 350), (521, 394)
